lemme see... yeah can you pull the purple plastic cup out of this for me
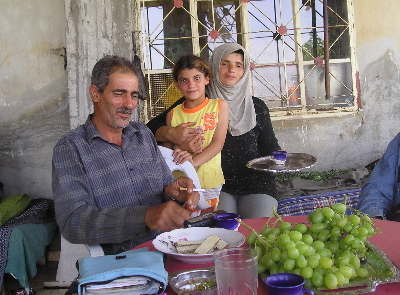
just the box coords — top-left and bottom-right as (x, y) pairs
(214, 213), (240, 230)
(264, 273), (314, 295)
(273, 150), (287, 165)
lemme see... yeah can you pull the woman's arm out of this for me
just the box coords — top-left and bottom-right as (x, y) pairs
(192, 99), (229, 167)
(147, 97), (203, 153)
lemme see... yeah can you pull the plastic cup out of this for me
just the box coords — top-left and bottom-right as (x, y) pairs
(273, 150), (287, 165)
(214, 213), (240, 231)
(214, 247), (259, 295)
(264, 273), (314, 295)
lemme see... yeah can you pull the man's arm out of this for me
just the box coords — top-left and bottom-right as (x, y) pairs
(357, 133), (400, 217)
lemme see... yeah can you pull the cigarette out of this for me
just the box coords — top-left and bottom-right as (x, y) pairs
(179, 187), (205, 192)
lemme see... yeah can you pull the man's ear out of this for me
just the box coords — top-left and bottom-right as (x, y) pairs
(89, 85), (100, 102)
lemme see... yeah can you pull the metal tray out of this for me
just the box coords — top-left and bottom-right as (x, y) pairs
(315, 240), (400, 294)
(169, 268), (217, 295)
(247, 153), (317, 173)
(260, 240), (400, 295)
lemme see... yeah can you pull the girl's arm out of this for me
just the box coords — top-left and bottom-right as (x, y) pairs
(192, 99), (229, 167)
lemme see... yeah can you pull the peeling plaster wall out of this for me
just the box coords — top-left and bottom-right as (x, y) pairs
(0, 0), (68, 198)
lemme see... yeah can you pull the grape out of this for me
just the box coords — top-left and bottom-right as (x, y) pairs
(284, 258), (296, 271)
(324, 273), (338, 289)
(289, 230), (303, 242)
(322, 207), (335, 219)
(311, 271), (324, 287)
(308, 210), (324, 224)
(297, 255), (308, 268)
(295, 223), (308, 234)
(301, 266), (313, 279)
(270, 247), (281, 261)
(279, 221), (292, 231)
(356, 267), (369, 278)
(332, 203), (346, 214)
(339, 265), (353, 279)
(302, 234), (313, 245)
(350, 214), (361, 225)
(319, 257), (333, 269)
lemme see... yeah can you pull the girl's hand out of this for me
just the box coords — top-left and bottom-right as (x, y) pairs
(172, 148), (193, 165)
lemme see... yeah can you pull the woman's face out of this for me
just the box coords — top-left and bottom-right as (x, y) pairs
(218, 52), (245, 86)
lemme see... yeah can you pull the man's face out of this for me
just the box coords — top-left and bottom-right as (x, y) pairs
(91, 70), (139, 130)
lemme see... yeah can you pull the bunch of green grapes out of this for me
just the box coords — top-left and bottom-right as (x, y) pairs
(244, 202), (380, 290)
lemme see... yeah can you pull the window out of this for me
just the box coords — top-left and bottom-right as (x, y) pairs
(140, 0), (358, 118)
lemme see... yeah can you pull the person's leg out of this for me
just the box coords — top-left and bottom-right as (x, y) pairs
(217, 191), (239, 214)
(237, 194), (278, 219)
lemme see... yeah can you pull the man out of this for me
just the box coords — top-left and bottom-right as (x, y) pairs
(52, 55), (199, 255)
(357, 132), (400, 220)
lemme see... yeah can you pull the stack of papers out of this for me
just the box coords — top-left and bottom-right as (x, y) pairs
(83, 276), (160, 295)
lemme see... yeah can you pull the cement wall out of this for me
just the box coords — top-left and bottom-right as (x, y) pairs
(1, 0), (400, 198)
(0, 0), (68, 198)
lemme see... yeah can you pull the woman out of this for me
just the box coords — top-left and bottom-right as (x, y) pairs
(147, 43), (281, 218)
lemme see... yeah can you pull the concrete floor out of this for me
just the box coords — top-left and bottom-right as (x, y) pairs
(3, 261), (67, 295)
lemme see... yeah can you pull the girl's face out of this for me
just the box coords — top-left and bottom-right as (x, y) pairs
(174, 68), (210, 102)
(218, 52), (245, 86)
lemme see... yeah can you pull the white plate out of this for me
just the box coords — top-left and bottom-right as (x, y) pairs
(152, 227), (245, 264)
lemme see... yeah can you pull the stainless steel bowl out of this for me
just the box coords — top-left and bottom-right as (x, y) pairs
(169, 269), (217, 295)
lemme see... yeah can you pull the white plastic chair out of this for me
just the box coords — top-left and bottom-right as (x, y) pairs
(158, 146), (209, 209)
(54, 237), (103, 284)
(53, 146), (209, 285)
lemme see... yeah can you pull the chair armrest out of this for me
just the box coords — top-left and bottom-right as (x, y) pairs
(85, 244), (104, 257)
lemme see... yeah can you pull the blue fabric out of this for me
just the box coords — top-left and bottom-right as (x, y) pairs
(277, 188), (360, 216)
(357, 132), (400, 217)
(5, 222), (57, 288)
(77, 247), (167, 295)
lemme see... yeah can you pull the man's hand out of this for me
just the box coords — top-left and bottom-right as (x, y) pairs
(145, 201), (192, 232)
(165, 176), (200, 210)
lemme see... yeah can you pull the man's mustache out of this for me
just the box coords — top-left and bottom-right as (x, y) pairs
(116, 108), (133, 115)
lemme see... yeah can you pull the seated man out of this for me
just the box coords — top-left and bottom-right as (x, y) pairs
(357, 132), (400, 220)
(52, 55), (199, 255)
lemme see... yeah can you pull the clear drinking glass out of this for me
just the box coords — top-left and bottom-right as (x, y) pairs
(214, 247), (259, 295)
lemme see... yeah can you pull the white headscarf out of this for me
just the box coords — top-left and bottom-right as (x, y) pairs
(207, 43), (256, 136)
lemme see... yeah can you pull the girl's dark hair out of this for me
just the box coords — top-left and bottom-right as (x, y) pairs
(173, 54), (212, 81)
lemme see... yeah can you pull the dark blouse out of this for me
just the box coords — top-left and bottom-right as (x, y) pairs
(146, 96), (281, 198)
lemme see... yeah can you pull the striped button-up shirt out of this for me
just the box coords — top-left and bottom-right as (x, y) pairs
(52, 115), (175, 254)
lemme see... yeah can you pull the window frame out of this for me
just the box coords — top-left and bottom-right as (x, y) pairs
(139, 0), (359, 120)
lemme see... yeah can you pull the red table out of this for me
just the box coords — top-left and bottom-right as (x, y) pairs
(137, 216), (400, 294)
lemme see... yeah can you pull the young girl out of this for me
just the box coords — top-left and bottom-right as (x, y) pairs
(164, 54), (229, 208)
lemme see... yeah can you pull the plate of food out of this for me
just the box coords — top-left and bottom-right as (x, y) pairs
(152, 227), (245, 264)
